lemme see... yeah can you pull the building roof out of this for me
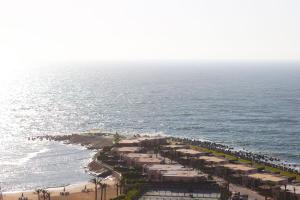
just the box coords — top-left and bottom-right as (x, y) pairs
(113, 147), (142, 153)
(146, 164), (185, 171)
(162, 144), (188, 149)
(248, 173), (288, 184)
(222, 164), (256, 172)
(162, 170), (206, 178)
(136, 157), (163, 164)
(118, 136), (166, 145)
(198, 156), (227, 164)
(176, 148), (204, 156)
(118, 139), (140, 145)
(281, 184), (300, 194)
(125, 153), (153, 159)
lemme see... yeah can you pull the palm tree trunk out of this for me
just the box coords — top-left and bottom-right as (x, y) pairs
(116, 184), (119, 196)
(37, 191), (40, 200)
(103, 186), (105, 200)
(95, 183), (98, 200)
(284, 184), (287, 200)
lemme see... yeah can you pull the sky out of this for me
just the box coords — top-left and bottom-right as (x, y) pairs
(0, 0), (300, 68)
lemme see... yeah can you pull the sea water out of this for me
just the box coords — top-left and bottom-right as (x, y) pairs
(0, 63), (299, 191)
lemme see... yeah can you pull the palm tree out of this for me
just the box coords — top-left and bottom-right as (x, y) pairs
(90, 177), (102, 200)
(98, 182), (104, 200)
(113, 132), (121, 144)
(116, 183), (119, 196)
(120, 177), (126, 194)
(98, 182), (108, 200)
(102, 183), (107, 200)
(284, 184), (287, 200)
(41, 190), (45, 200)
(40, 189), (50, 200)
(35, 188), (42, 200)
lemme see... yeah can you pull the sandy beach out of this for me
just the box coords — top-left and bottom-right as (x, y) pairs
(2, 176), (118, 200)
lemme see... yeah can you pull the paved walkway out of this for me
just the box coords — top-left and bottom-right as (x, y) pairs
(213, 176), (269, 200)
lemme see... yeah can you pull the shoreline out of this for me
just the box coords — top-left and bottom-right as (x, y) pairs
(2, 130), (299, 195)
(36, 130), (300, 175)
(150, 133), (300, 173)
(2, 176), (118, 200)
(135, 132), (300, 172)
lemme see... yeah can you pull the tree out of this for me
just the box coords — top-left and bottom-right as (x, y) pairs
(35, 189), (42, 200)
(39, 189), (50, 200)
(113, 132), (121, 144)
(116, 183), (119, 196)
(99, 182), (104, 200)
(90, 178), (102, 200)
(102, 183), (107, 200)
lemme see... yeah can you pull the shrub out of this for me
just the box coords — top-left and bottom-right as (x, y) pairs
(110, 194), (126, 200)
(110, 188), (140, 200)
(125, 188), (140, 200)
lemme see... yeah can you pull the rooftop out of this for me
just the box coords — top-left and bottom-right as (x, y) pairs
(124, 153), (153, 159)
(118, 139), (140, 144)
(146, 164), (185, 171)
(176, 148), (204, 155)
(162, 144), (188, 149)
(118, 136), (166, 145)
(198, 156), (227, 163)
(248, 173), (288, 183)
(137, 157), (164, 164)
(281, 184), (300, 194)
(113, 146), (142, 152)
(222, 164), (256, 172)
(162, 170), (205, 178)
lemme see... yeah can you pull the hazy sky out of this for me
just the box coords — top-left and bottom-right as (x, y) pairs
(0, 0), (300, 68)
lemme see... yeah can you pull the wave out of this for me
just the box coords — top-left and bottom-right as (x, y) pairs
(1, 148), (50, 166)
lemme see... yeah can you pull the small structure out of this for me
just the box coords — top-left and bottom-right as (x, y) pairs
(246, 173), (289, 186)
(161, 144), (189, 150)
(280, 184), (300, 199)
(122, 153), (152, 166)
(145, 164), (185, 172)
(139, 137), (167, 147)
(198, 156), (228, 166)
(176, 148), (207, 157)
(117, 139), (141, 147)
(216, 164), (257, 184)
(122, 153), (165, 167)
(112, 147), (142, 155)
(138, 182), (221, 200)
(135, 157), (164, 167)
(117, 137), (167, 147)
(219, 164), (257, 175)
(162, 170), (207, 182)
(144, 164), (185, 181)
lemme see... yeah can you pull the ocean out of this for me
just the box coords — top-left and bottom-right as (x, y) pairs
(0, 63), (300, 191)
